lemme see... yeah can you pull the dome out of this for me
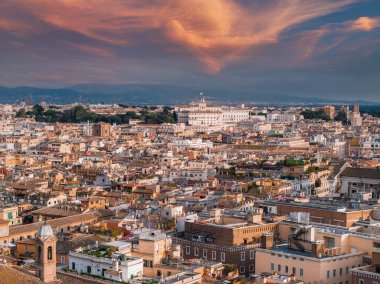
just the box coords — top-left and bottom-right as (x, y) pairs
(37, 223), (54, 238)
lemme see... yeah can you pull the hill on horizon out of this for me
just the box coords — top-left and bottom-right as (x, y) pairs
(0, 84), (376, 105)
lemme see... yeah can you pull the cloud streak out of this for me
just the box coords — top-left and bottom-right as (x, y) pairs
(0, 0), (359, 74)
(295, 16), (380, 58)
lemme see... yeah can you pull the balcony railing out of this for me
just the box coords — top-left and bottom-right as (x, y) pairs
(173, 237), (260, 252)
(351, 266), (380, 280)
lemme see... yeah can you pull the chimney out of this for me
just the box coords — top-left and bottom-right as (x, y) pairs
(261, 232), (274, 249)
(248, 208), (263, 223)
(210, 209), (222, 223)
(312, 240), (325, 258)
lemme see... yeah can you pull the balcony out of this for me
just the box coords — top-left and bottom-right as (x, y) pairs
(351, 265), (380, 281)
(373, 243), (380, 254)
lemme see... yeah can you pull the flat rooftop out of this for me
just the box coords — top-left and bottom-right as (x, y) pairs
(262, 200), (372, 212)
(268, 245), (321, 258)
(258, 244), (366, 260)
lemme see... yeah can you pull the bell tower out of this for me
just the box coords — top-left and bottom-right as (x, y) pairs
(35, 222), (57, 283)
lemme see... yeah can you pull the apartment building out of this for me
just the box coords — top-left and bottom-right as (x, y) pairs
(340, 167), (380, 200)
(258, 200), (373, 227)
(175, 209), (278, 276)
(351, 244), (380, 284)
(131, 229), (173, 277)
(0, 205), (22, 225)
(69, 242), (143, 282)
(255, 215), (379, 284)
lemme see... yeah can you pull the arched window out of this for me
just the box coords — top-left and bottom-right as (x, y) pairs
(48, 246), (53, 260)
(38, 246), (42, 260)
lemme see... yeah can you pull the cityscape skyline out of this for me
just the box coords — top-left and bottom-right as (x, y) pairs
(2, 2), (380, 283)
(1, 0), (380, 101)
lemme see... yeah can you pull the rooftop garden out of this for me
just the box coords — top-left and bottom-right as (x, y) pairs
(83, 246), (116, 258)
(283, 159), (305, 167)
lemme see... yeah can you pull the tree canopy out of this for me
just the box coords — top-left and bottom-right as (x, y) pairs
(16, 104), (178, 124)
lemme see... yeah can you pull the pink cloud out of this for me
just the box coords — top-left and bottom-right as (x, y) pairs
(344, 16), (380, 31)
(0, 0), (360, 74)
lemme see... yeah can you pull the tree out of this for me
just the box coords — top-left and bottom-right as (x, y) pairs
(125, 111), (138, 120)
(33, 104), (45, 115)
(301, 109), (330, 121)
(334, 110), (348, 124)
(172, 111), (178, 122)
(15, 108), (27, 118)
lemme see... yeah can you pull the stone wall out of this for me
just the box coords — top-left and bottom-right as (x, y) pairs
(57, 270), (118, 284)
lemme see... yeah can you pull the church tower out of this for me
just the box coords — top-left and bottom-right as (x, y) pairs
(35, 222), (57, 283)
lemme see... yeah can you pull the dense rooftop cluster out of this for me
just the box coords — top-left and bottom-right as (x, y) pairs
(0, 99), (379, 284)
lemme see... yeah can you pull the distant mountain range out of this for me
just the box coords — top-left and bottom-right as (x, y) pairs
(0, 84), (377, 106)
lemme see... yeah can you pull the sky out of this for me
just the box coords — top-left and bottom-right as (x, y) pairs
(0, 0), (380, 101)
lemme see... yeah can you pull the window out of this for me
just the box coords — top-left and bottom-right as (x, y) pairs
(359, 280), (364, 284)
(340, 268), (343, 276)
(87, 266), (91, 274)
(38, 246), (42, 260)
(346, 267), (349, 274)
(327, 270), (330, 279)
(60, 256), (65, 264)
(249, 265), (254, 272)
(241, 252), (245, 261)
(270, 263), (274, 271)
(221, 252), (225, 262)
(185, 246), (190, 255)
(300, 268), (303, 277)
(212, 251), (216, 260)
(72, 262), (75, 270)
(333, 269), (336, 277)
(247, 250), (253, 260)
(203, 249), (207, 258)
(48, 246), (53, 260)
(292, 267), (296, 275)
(240, 266), (245, 274)
(278, 264), (281, 272)
(194, 247), (199, 256)
(285, 266), (289, 273)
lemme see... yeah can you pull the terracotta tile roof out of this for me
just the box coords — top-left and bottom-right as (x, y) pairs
(0, 265), (43, 284)
(10, 210), (113, 236)
(341, 167), (380, 179)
